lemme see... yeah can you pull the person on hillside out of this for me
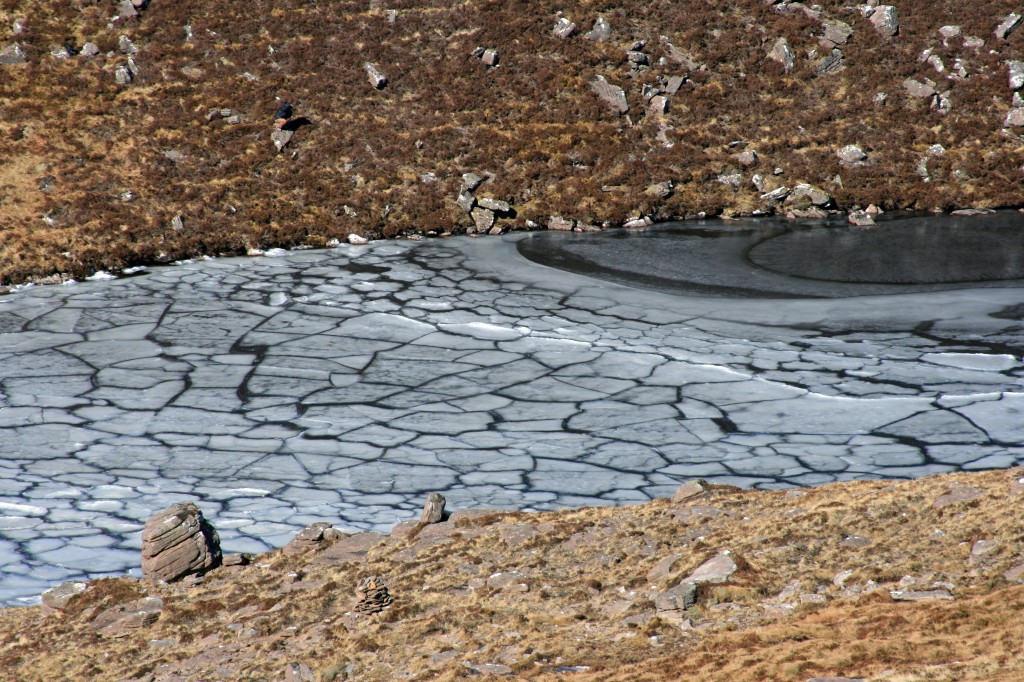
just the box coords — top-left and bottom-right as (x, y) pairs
(273, 102), (294, 129)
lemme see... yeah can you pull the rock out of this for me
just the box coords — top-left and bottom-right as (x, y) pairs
(964, 35), (985, 50)
(645, 180), (674, 199)
(119, 35), (137, 55)
(717, 172), (742, 188)
(683, 553), (737, 584)
(471, 207), (495, 232)
(837, 145), (867, 164)
(648, 95), (668, 114)
(760, 186), (791, 205)
(1009, 61), (1024, 91)
(664, 75), (686, 95)
(421, 492), (446, 523)
(821, 20), (853, 47)
(50, 45), (72, 60)
(815, 49), (844, 75)
(91, 597), (163, 636)
(789, 183), (832, 207)
(654, 581), (697, 612)
(354, 576), (393, 614)
(933, 486), (984, 508)
(971, 539), (998, 559)
(272, 128), (293, 152)
(848, 210), (875, 226)
(170, 214), (184, 232)
(115, 65), (133, 84)
(221, 553), (251, 567)
(591, 75), (628, 114)
(768, 37), (794, 72)
(1004, 562), (1024, 582)
(461, 172), (485, 193)
(870, 5), (899, 36)
(996, 13), (1022, 40)
(283, 522), (339, 556)
(466, 663), (513, 676)
(284, 662), (316, 682)
(41, 581), (88, 610)
(456, 191), (476, 213)
(623, 216), (653, 229)
(584, 17), (611, 42)
(116, 0), (139, 19)
(788, 207), (828, 219)
(0, 43), (28, 65)
(141, 502), (221, 583)
(347, 233), (368, 245)
(647, 554), (684, 583)
(548, 216), (574, 231)
(553, 17), (576, 39)
(890, 589), (953, 602)
(939, 25), (962, 41)
(365, 62), (387, 89)
(732, 150), (758, 167)
(671, 479), (708, 502)
(477, 197), (511, 213)
(80, 42), (100, 57)
(1004, 108), (1024, 127)
(903, 78), (936, 99)
(487, 571), (530, 592)
(627, 51), (649, 66)
(481, 49), (499, 67)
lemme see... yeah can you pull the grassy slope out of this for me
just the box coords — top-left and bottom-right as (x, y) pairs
(1, 468), (1024, 681)
(1, 0), (1023, 284)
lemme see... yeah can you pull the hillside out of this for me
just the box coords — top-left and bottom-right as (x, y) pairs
(2, 0), (1024, 285)
(2, 469), (1024, 681)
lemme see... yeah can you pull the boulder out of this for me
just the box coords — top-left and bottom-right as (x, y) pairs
(821, 20), (853, 47)
(115, 65), (133, 84)
(1005, 108), (1024, 127)
(116, 0), (140, 19)
(283, 522), (340, 556)
(671, 479), (708, 502)
(481, 49), (499, 67)
(903, 78), (936, 99)
(470, 207), (495, 232)
(870, 6), (899, 36)
(41, 581), (88, 610)
(553, 17), (576, 39)
(477, 197), (511, 213)
(272, 128), (293, 152)
(648, 95), (668, 114)
(118, 35), (138, 55)
(732, 150), (758, 167)
(420, 492), (446, 523)
(815, 49), (844, 75)
(996, 13), (1022, 40)
(584, 17), (611, 42)
(654, 581), (697, 612)
(645, 180), (674, 199)
(548, 216), (574, 231)
(837, 145), (867, 164)
(141, 502), (221, 583)
(768, 37), (794, 72)
(848, 210), (875, 226)
(939, 25), (962, 41)
(461, 172), (485, 193)
(80, 42), (100, 57)
(365, 62), (387, 89)
(591, 75), (628, 114)
(1009, 61), (1024, 91)
(0, 43), (27, 65)
(683, 553), (737, 584)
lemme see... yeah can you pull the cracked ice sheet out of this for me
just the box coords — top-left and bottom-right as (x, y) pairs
(0, 234), (1023, 605)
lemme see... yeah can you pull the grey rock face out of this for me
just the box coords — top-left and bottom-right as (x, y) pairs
(683, 553), (738, 584)
(470, 207), (495, 232)
(119, 35), (137, 55)
(116, 0), (139, 19)
(141, 502), (221, 583)
(481, 48), (499, 67)
(547, 216), (574, 231)
(655, 581), (697, 612)
(365, 62), (388, 89)
(584, 17), (611, 42)
(0, 43), (27, 65)
(114, 65), (133, 84)
(996, 13), (1022, 40)
(272, 128), (293, 152)
(1004, 108), (1024, 127)
(848, 210), (876, 227)
(870, 6), (899, 36)
(80, 42), (100, 57)
(768, 37), (794, 72)
(590, 75), (628, 114)
(477, 196), (510, 213)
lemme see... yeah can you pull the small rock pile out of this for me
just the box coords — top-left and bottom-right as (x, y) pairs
(354, 576), (393, 615)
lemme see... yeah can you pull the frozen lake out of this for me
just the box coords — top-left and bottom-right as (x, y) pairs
(1, 216), (1023, 604)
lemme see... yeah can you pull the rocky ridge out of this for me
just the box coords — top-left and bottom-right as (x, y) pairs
(2, 1), (1024, 285)
(3, 468), (1024, 681)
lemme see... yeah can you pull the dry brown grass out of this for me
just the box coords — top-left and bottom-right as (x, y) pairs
(1, 468), (1023, 680)
(2, 0), (1024, 284)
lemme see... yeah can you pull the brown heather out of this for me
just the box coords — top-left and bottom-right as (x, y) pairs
(1, 0), (1023, 284)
